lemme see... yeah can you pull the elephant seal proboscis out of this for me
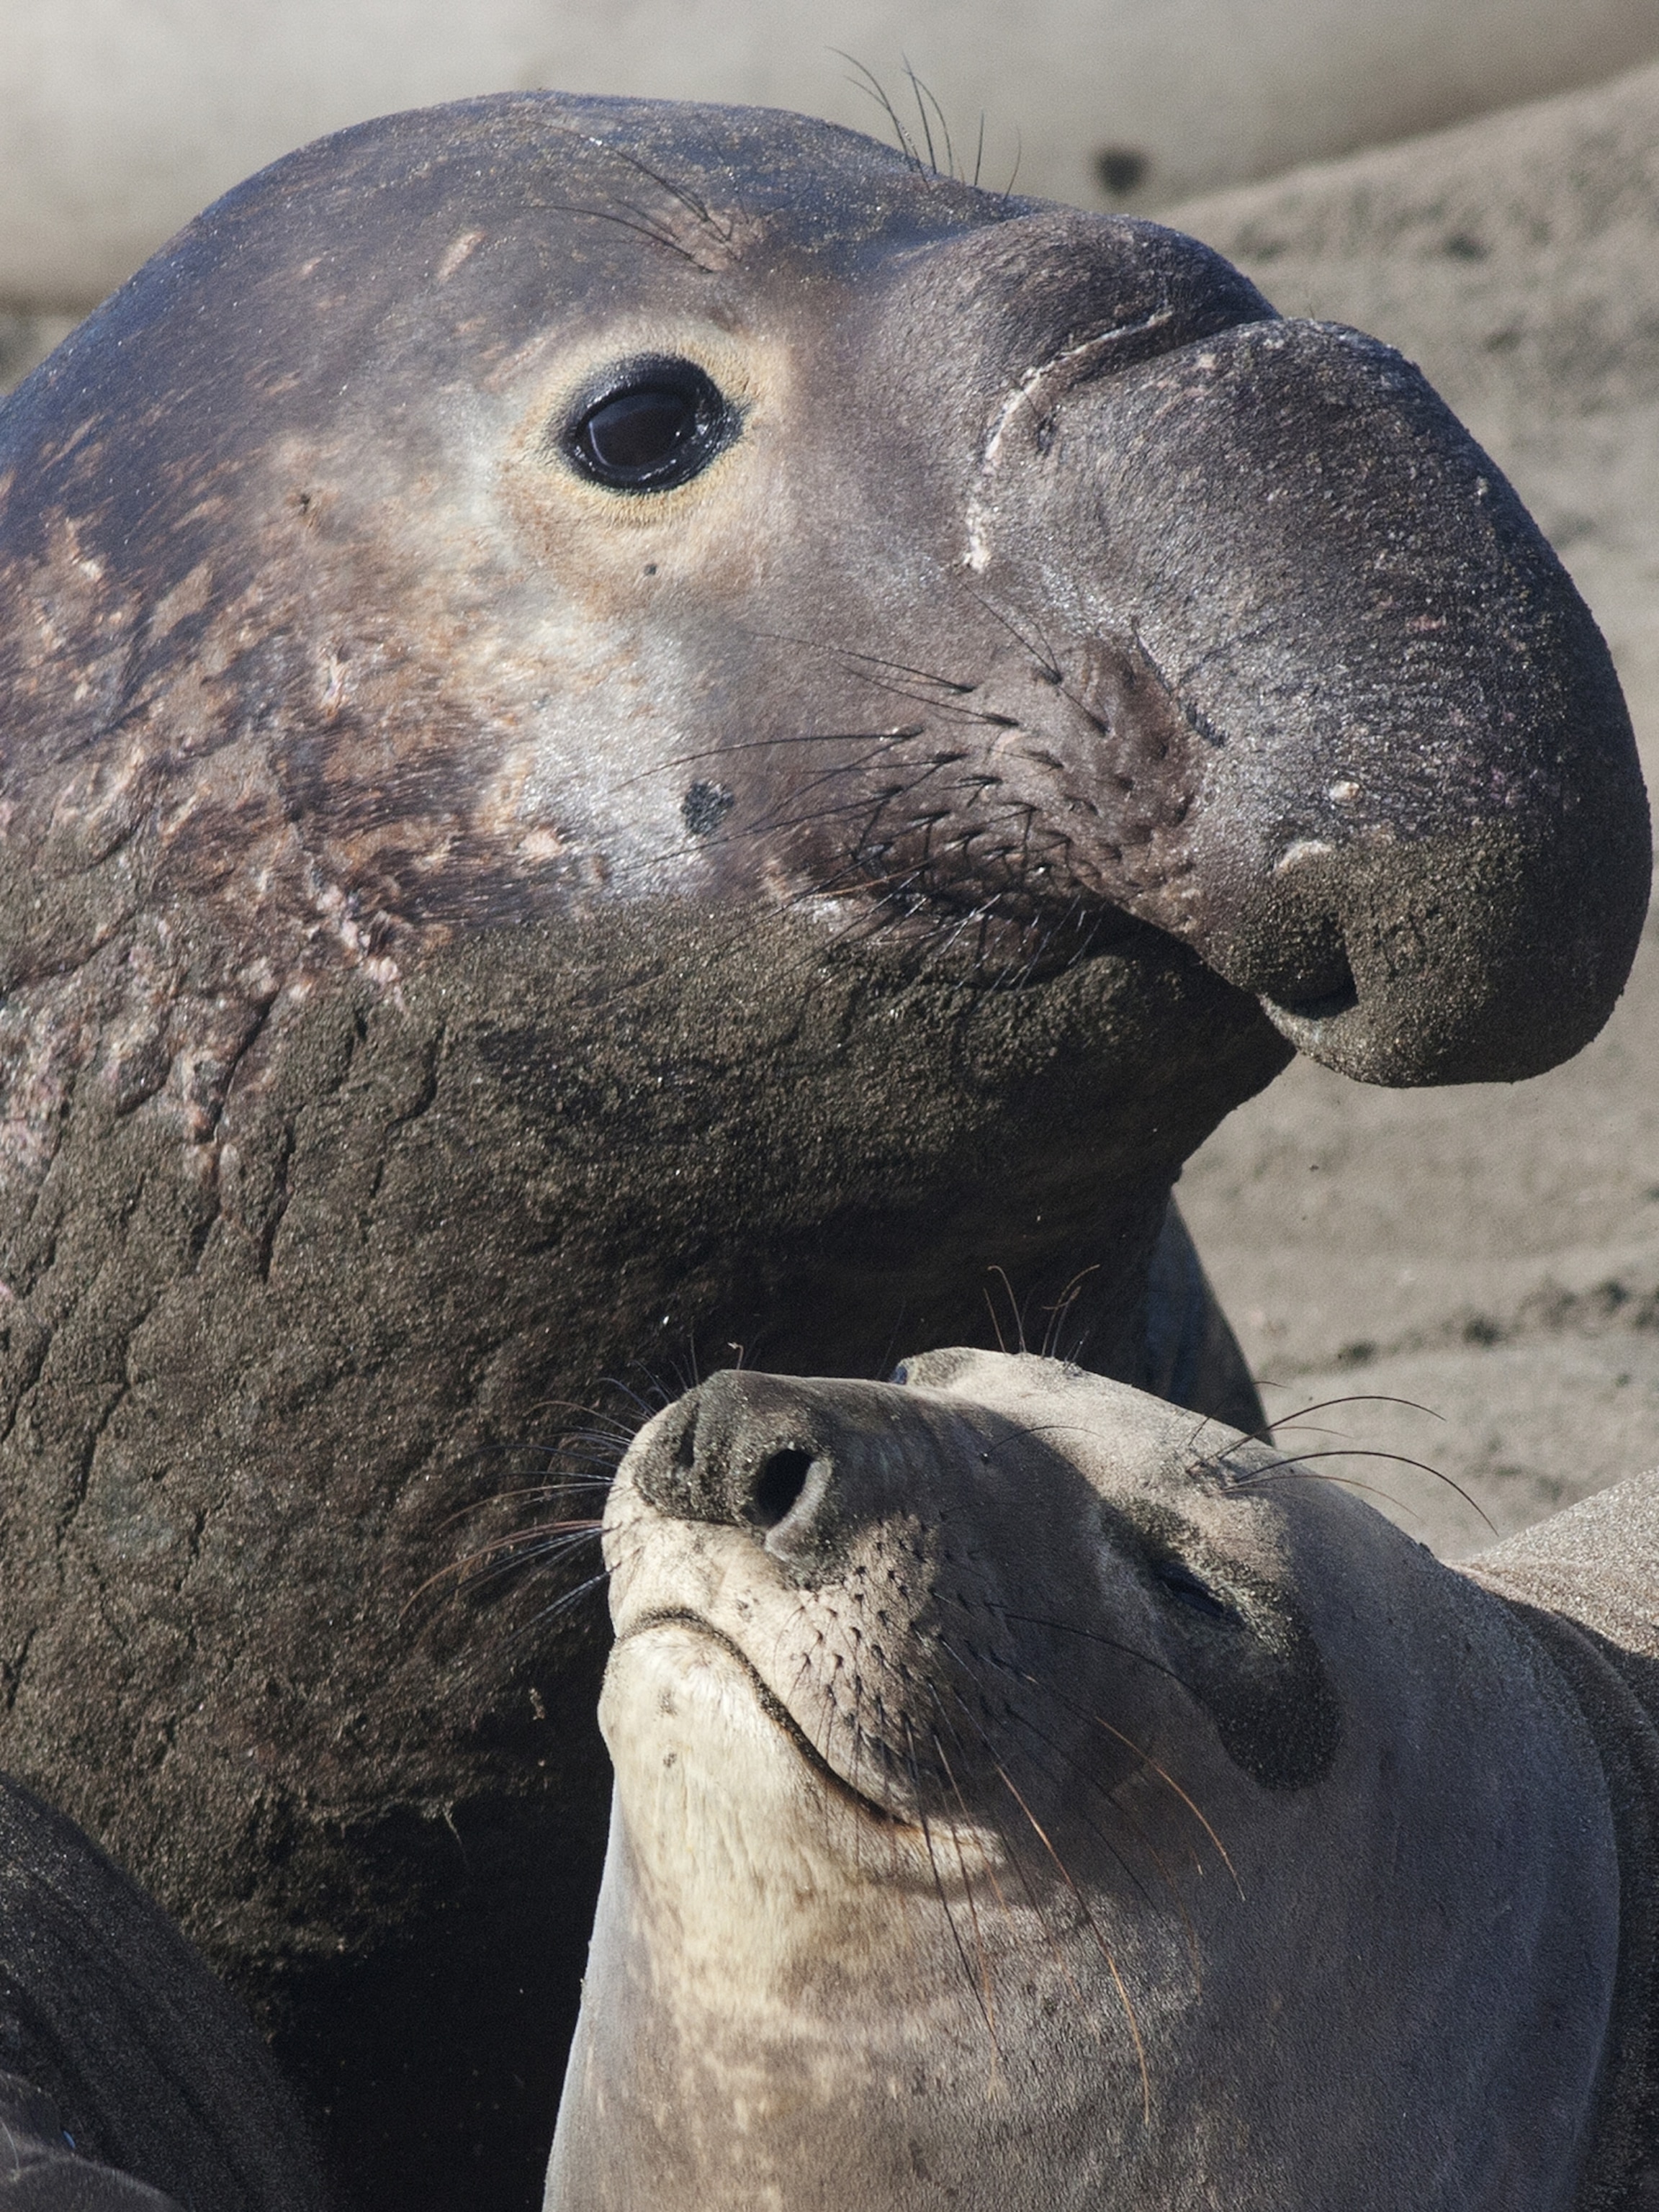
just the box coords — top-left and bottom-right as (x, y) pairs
(0, 1768), (325, 2211)
(549, 1350), (1659, 2211)
(0, 90), (1646, 2211)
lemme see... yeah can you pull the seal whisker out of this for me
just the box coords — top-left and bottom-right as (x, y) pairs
(1001, 123), (1024, 199)
(925, 1724), (1004, 2040)
(1002, 1681), (1208, 1982)
(1231, 1447), (1496, 1534)
(985, 1264), (1031, 1354)
(927, 1719), (1020, 1930)
(520, 1567), (614, 1635)
(428, 1478), (612, 1539)
(923, 1681), (1092, 2015)
(1206, 1393), (1449, 1462)
(397, 1522), (603, 1619)
(525, 1397), (644, 1439)
(899, 58), (955, 181)
(768, 637), (980, 696)
(570, 136), (727, 241)
(601, 724), (924, 799)
(531, 199), (713, 269)
(925, 1667), (1169, 2034)
(953, 1702), (1153, 2118)
(1000, 1661), (1243, 1899)
(899, 1712), (1002, 2054)
(974, 1603), (1189, 1693)
(835, 54), (927, 175)
(957, 587), (1065, 688)
(1040, 1265), (1102, 1359)
(932, 1654), (1160, 1920)
(597, 1377), (670, 1422)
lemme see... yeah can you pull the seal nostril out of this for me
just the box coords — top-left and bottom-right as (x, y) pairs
(1270, 950), (1359, 1022)
(746, 1448), (814, 1530)
(670, 1410), (698, 1471)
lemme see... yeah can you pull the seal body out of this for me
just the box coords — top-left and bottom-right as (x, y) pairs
(0, 93), (1645, 2211)
(0, 1771), (325, 2212)
(550, 1351), (1654, 2209)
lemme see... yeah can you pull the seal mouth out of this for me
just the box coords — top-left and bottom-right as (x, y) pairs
(615, 1607), (909, 1825)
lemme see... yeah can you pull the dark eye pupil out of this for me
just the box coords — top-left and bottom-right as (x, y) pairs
(583, 389), (696, 475)
(565, 359), (734, 492)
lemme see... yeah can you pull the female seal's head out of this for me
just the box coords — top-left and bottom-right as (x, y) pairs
(549, 1349), (1619, 2212)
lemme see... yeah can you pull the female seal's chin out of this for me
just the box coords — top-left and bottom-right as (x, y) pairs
(599, 1621), (886, 1892)
(598, 1620), (997, 1992)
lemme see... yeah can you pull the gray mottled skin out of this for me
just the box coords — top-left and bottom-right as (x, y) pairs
(0, 1771), (325, 2212)
(551, 1352), (1655, 2211)
(0, 92), (1646, 2212)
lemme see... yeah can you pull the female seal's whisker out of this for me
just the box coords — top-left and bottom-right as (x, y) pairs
(940, 1670), (1157, 1919)
(981, 1663), (1213, 1939)
(1040, 1264), (1102, 1359)
(398, 1522), (598, 1616)
(835, 53), (927, 174)
(961, 1709), (1152, 2119)
(533, 199), (711, 268)
(1003, 1663), (1241, 1899)
(1231, 1447), (1495, 1534)
(986, 1663), (1238, 1920)
(926, 1725), (1004, 2033)
(521, 1567), (614, 1635)
(1200, 1391), (1449, 1466)
(976, 1603), (1190, 1694)
(899, 1712), (1002, 2053)
(927, 1684), (1087, 2008)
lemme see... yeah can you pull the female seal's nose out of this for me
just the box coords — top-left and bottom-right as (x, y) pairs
(630, 1370), (844, 1565)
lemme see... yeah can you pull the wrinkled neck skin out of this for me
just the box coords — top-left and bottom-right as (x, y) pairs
(547, 1378), (1618, 2211)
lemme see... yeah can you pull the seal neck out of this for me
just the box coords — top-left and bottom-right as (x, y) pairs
(1491, 1601), (1659, 2212)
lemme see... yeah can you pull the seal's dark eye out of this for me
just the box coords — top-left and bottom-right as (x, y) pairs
(565, 358), (736, 492)
(1156, 1561), (1232, 1621)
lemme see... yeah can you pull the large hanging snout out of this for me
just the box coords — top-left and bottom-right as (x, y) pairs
(989, 305), (1651, 1085)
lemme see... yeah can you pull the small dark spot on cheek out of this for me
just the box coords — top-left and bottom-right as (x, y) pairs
(682, 781), (735, 837)
(643, 562), (657, 575)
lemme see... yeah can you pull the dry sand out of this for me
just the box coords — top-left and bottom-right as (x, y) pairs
(1170, 61), (1659, 1555)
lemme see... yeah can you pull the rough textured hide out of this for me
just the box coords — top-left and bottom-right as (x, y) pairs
(0, 1771), (324, 2212)
(551, 1353), (1659, 2211)
(0, 94), (1646, 2212)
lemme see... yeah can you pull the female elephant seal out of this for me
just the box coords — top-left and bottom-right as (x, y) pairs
(552, 1350), (1659, 2211)
(0, 89), (1646, 2211)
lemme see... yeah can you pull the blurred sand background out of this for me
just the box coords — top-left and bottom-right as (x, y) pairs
(4, 7), (1659, 1558)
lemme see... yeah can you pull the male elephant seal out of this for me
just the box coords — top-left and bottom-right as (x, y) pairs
(551, 1350), (1659, 2211)
(0, 89), (1647, 2212)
